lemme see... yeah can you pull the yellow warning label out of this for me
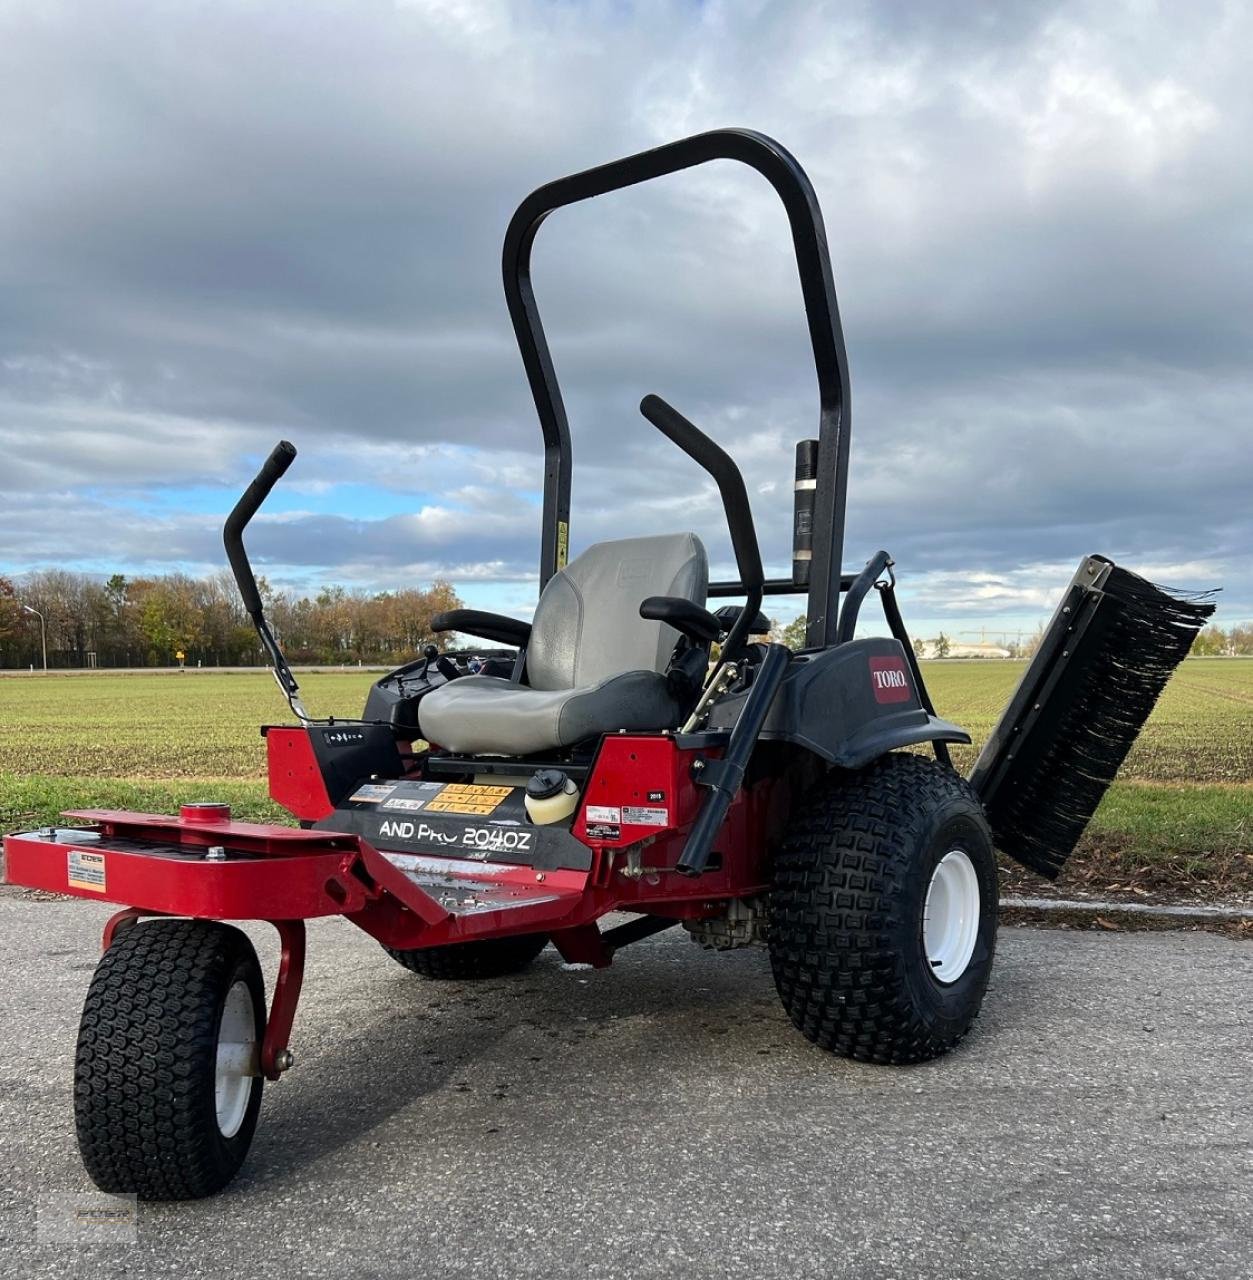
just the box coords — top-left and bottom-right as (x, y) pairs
(556, 521), (569, 569)
(425, 784), (512, 816)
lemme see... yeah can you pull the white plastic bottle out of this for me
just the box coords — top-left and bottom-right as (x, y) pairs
(524, 769), (580, 825)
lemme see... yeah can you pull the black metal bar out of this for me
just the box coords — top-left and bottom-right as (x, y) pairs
(677, 642), (790, 876)
(639, 396), (763, 589)
(639, 395), (764, 666)
(835, 550), (891, 645)
(223, 441), (301, 701)
(708, 574), (856, 599)
(501, 128), (851, 622)
(969, 559), (1116, 805)
(425, 755), (592, 781)
(876, 579), (951, 767)
(602, 914), (680, 952)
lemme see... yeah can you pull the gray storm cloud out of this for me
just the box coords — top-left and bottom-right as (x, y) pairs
(0, 0), (1249, 625)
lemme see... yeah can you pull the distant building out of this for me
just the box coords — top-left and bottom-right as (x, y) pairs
(920, 640), (1012, 659)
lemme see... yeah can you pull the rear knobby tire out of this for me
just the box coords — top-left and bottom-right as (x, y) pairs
(75, 919), (265, 1200)
(769, 753), (998, 1064)
(385, 932), (549, 979)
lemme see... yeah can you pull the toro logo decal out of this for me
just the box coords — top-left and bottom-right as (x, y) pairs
(869, 656), (912, 704)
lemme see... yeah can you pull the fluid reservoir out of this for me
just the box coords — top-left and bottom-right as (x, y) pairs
(524, 769), (579, 825)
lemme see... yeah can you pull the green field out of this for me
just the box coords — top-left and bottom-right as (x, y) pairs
(1, 660), (1249, 894)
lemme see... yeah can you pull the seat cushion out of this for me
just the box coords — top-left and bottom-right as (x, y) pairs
(527, 532), (707, 690)
(419, 670), (681, 756)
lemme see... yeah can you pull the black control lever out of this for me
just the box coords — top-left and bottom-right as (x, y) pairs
(223, 441), (307, 718)
(639, 395), (764, 668)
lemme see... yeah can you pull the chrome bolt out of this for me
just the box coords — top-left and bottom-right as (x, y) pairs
(535, 872), (546, 882)
(273, 1048), (295, 1073)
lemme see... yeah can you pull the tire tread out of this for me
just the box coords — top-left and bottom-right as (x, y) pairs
(75, 919), (263, 1200)
(769, 753), (996, 1064)
(385, 932), (548, 979)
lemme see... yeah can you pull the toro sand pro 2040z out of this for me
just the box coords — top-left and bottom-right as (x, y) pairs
(4, 130), (1215, 1199)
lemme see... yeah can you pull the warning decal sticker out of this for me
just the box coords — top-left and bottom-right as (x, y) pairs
(425, 784), (512, 816)
(586, 805), (621, 824)
(622, 806), (669, 827)
(67, 850), (106, 893)
(350, 783), (397, 804)
(381, 797), (428, 812)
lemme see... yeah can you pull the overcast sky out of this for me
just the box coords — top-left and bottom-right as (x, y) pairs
(1, 0), (1249, 638)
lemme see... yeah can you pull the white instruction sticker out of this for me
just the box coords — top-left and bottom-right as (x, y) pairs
(67, 850), (106, 893)
(381, 797), (427, 812)
(622, 806), (669, 827)
(350, 784), (396, 803)
(586, 805), (621, 824)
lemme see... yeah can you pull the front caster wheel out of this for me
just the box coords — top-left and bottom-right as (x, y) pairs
(75, 919), (266, 1200)
(769, 752), (998, 1064)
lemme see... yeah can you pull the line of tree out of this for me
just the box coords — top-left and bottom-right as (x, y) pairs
(1190, 623), (1253, 656)
(774, 614), (1253, 659)
(0, 571), (462, 669)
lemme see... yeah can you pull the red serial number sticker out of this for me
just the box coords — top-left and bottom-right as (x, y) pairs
(869, 656), (912, 704)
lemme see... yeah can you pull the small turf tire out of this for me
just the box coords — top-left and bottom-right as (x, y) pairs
(75, 919), (266, 1200)
(769, 752), (998, 1064)
(384, 933), (549, 979)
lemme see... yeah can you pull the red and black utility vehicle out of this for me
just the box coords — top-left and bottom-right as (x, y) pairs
(4, 129), (1211, 1199)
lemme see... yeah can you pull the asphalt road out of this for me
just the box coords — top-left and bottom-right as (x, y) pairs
(0, 894), (1248, 1280)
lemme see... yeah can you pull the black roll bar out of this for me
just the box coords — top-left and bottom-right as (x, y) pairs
(502, 127), (852, 648)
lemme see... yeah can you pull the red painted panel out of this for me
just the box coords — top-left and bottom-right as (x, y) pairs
(574, 735), (706, 847)
(267, 727), (335, 821)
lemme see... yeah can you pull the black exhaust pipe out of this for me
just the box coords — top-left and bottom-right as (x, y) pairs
(792, 439), (818, 586)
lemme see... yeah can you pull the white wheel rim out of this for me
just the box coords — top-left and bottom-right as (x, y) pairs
(923, 849), (981, 984)
(215, 979), (258, 1139)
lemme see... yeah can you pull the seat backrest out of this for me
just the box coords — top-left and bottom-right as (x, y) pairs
(526, 533), (708, 691)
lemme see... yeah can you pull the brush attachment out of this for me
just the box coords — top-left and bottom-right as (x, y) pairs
(969, 556), (1216, 879)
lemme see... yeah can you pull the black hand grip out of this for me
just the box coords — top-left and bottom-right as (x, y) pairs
(224, 441), (297, 619)
(431, 609), (532, 649)
(639, 396), (764, 592)
(640, 596), (723, 644)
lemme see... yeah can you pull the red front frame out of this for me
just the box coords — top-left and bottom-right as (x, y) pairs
(5, 732), (793, 947)
(2, 730), (800, 1076)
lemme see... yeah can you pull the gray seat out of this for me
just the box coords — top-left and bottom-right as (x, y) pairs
(418, 532), (708, 755)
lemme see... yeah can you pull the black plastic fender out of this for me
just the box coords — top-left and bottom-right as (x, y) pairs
(706, 638), (969, 769)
